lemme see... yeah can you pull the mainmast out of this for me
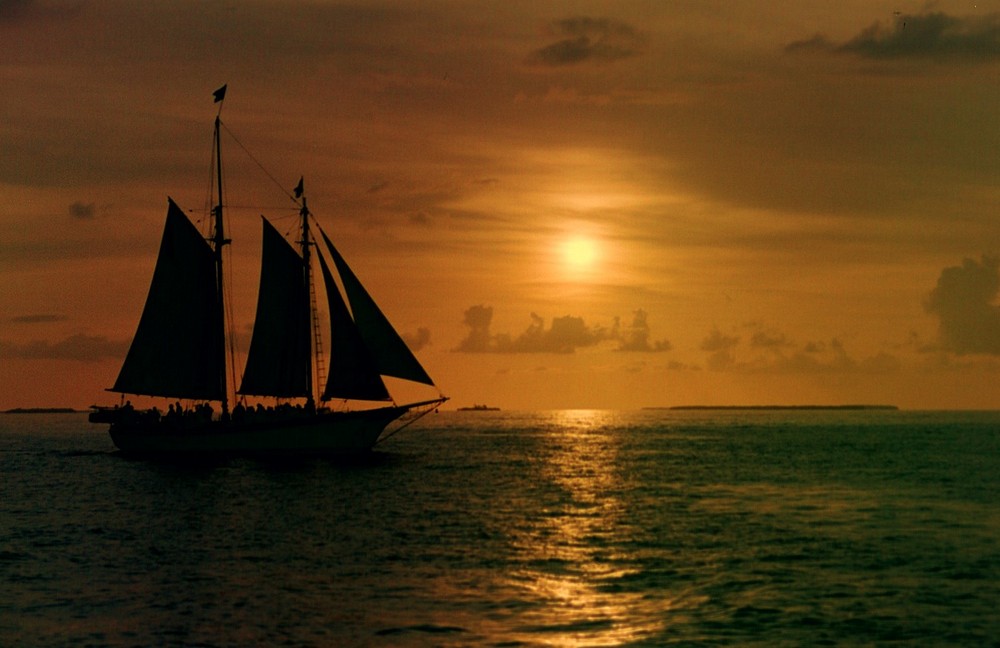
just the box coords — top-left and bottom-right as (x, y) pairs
(212, 90), (230, 417)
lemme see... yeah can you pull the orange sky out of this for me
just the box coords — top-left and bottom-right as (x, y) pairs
(2, 0), (1000, 410)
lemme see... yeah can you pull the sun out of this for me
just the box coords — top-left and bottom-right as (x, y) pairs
(561, 236), (599, 272)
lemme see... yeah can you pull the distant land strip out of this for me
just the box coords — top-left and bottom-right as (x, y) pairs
(650, 405), (899, 411)
(3, 407), (79, 414)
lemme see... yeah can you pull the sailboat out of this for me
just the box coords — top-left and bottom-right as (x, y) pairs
(90, 87), (447, 454)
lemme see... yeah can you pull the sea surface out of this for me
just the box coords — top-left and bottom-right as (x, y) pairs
(1, 409), (998, 647)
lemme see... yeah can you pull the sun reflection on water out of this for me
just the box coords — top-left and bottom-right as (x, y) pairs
(499, 409), (670, 646)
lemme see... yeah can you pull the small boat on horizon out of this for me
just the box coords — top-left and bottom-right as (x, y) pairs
(457, 404), (501, 411)
(90, 87), (447, 455)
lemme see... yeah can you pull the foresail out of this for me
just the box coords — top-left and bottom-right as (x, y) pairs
(112, 198), (224, 400)
(238, 217), (311, 397)
(317, 252), (391, 401)
(318, 228), (435, 386)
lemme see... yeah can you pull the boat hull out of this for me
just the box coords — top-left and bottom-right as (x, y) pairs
(103, 406), (409, 456)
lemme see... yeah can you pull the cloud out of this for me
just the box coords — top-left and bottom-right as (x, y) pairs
(402, 326), (431, 352)
(700, 328), (739, 371)
(0, 334), (127, 362)
(455, 305), (495, 353)
(925, 255), (1000, 355)
(0, 0), (80, 23)
(700, 328), (740, 352)
(766, 337), (857, 373)
(515, 313), (611, 353)
(749, 328), (792, 350)
(527, 17), (644, 66)
(69, 201), (95, 219)
(784, 34), (834, 54)
(616, 309), (671, 352)
(699, 326), (901, 374)
(408, 211), (432, 226)
(787, 12), (1000, 62)
(0, 0), (30, 21)
(454, 305), (615, 353)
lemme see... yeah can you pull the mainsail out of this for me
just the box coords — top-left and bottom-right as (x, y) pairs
(238, 217), (311, 397)
(318, 228), (435, 386)
(112, 198), (224, 400)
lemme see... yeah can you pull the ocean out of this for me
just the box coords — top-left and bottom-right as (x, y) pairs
(1, 409), (998, 646)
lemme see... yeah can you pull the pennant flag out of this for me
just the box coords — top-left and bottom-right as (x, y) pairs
(213, 84), (227, 103)
(293, 176), (304, 198)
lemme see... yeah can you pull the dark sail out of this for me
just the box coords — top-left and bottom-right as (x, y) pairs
(238, 217), (311, 397)
(112, 198), (224, 400)
(317, 252), (391, 401)
(318, 229), (435, 386)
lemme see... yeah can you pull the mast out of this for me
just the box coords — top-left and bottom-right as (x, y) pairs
(299, 192), (315, 408)
(213, 112), (230, 417)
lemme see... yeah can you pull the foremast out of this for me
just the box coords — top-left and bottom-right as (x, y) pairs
(298, 187), (317, 409)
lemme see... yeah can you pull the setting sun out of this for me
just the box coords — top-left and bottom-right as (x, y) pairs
(561, 236), (599, 272)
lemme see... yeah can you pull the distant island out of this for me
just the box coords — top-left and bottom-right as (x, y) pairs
(3, 407), (80, 414)
(457, 404), (501, 411)
(648, 405), (898, 411)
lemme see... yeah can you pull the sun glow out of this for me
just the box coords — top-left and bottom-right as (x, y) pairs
(561, 236), (599, 272)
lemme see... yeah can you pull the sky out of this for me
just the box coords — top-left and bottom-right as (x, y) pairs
(2, 0), (999, 410)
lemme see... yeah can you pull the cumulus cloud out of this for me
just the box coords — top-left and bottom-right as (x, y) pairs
(519, 313), (612, 353)
(787, 12), (1000, 62)
(766, 337), (856, 373)
(699, 325), (900, 374)
(527, 17), (644, 66)
(454, 305), (620, 353)
(700, 328), (740, 370)
(455, 305), (495, 353)
(768, 340), (901, 374)
(503, 312), (611, 353)
(925, 255), (1000, 354)
(700, 328), (740, 352)
(749, 328), (792, 350)
(617, 309), (671, 352)
(402, 326), (431, 352)
(0, 334), (127, 362)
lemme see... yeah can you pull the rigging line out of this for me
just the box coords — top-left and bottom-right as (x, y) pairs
(219, 120), (301, 207)
(375, 400), (444, 446)
(308, 251), (327, 400)
(202, 126), (219, 233)
(221, 204), (300, 212)
(223, 239), (240, 406)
